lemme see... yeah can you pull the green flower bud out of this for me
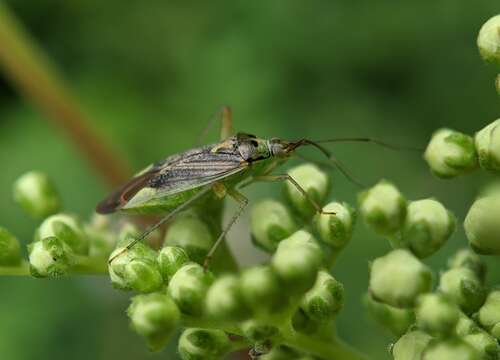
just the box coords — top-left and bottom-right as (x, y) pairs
(464, 195), (500, 255)
(448, 248), (486, 283)
(315, 201), (356, 248)
(13, 171), (60, 219)
(35, 213), (88, 255)
(0, 227), (21, 266)
(369, 249), (432, 308)
(392, 330), (433, 360)
(462, 330), (500, 360)
(423, 339), (480, 360)
(402, 198), (456, 258)
(178, 328), (230, 360)
(167, 262), (213, 316)
(124, 258), (163, 293)
(164, 212), (214, 264)
(439, 268), (485, 314)
(241, 319), (279, 342)
(456, 312), (479, 336)
(284, 163), (329, 218)
(424, 129), (477, 178)
(363, 294), (414, 337)
(300, 270), (344, 323)
(157, 246), (190, 282)
(250, 200), (298, 252)
(28, 236), (75, 277)
(478, 290), (500, 339)
(291, 308), (319, 335)
(84, 224), (115, 259)
(205, 274), (251, 321)
(416, 293), (459, 336)
(240, 265), (284, 314)
(127, 293), (180, 351)
(358, 180), (407, 236)
(477, 15), (500, 66)
(271, 230), (323, 295)
(475, 119), (500, 173)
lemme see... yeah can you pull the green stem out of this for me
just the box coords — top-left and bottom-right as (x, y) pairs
(0, 261), (30, 276)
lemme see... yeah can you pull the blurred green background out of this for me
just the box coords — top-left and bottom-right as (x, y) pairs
(1, 1), (500, 359)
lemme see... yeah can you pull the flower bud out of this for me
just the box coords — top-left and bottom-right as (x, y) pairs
(315, 201), (356, 248)
(423, 339), (480, 360)
(0, 227), (21, 266)
(240, 265), (284, 314)
(157, 246), (189, 282)
(164, 212), (214, 264)
(84, 225), (115, 259)
(28, 236), (75, 277)
(439, 268), (485, 314)
(462, 330), (500, 359)
(205, 274), (251, 321)
(478, 290), (500, 340)
(167, 262), (213, 316)
(13, 171), (60, 219)
(250, 200), (298, 252)
(392, 330), (432, 360)
(363, 294), (414, 337)
(464, 195), (500, 255)
(475, 119), (500, 173)
(477, 15), (500, 66)
(402, 198), (456, 258)
(369, 249), (432, 308)
(240, 319), (279, 342)
(178, 328), (230, 360)
(35, 213), (88, 255)
(284, 163), (329, 218)
(271, 230), (323, 295)
(424, 129), (477, 178)
(456, 311), (479, 336)
(448, 248), (486, 283)
(415, 293), (459, 336)
(124, 258), (163, 293)
(127, 293), (180, 351)
(300, 270), (344, 323)
(291, 308), (319, 335)
(358, 180), (407, 236)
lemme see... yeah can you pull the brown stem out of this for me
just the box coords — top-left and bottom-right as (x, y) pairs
(0, 3), (130, 188)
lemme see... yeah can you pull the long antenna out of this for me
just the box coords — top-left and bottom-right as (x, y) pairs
(313, 137), (424, 152)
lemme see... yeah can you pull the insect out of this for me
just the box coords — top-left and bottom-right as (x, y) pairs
(98, 107), (406, 266)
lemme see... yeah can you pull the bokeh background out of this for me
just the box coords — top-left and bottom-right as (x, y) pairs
(1, 1), (500, 359)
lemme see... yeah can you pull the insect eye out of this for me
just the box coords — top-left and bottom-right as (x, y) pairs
(250, 140), (259, 147)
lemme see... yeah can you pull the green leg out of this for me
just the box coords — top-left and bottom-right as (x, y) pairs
(196, 106), (233, 145)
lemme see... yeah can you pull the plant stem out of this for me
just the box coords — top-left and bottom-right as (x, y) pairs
(0, 261), (30, 276)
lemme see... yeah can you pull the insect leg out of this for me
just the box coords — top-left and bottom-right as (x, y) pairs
(203, 187), (248, 269)
(195, 106), (233, 145)
(253, 174), (336, 215)
(108, 186), (212, 264)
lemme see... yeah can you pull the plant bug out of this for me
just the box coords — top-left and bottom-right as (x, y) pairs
(98, 107), (415, 266)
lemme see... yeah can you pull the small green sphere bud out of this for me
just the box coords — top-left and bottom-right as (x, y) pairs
(424, 129), (477, 178)
(284, 163), (329, 218)
(358, 180), (407, 236)
(271, 230), (323, 295)
(392, 330), (433, 360)
(424, 339), (480, 360)
(464, 195), (500, 255)
(36, 213), (88, 255)
(167, 262), (214, 316)
(124, 258), (163, 293)
(463, 330), (500, 360)
(164, 213), (214, 264)
(240, 265), (284, 314)
(475, 119), (500, 173)
(157, 246), (189, 282)
(291, 308), (319, 335)
(0, 227), (21, 266)
(315, 201), (356, 248)
(178, 328), (230, 360)
(403, 198), (456, 258)
(13, 171), (60, 219)
(478, 290), (500, 340)
(456, 311), (479, 336)
(300, 270), (344, 322)
(448, 248), (486, 283)
(369, 249), (432, 308)
(205, 274), (250, 321)
(477, 15), (500, 66)
(250, 200), (298, 252)
(240, 319), (279, 342)
(28, 236), (74, 277)
(439, 268), (485, 314)
(127, 293), (180, 351)
(363, 294), (414, 337)
(416, 293), (459, 336)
